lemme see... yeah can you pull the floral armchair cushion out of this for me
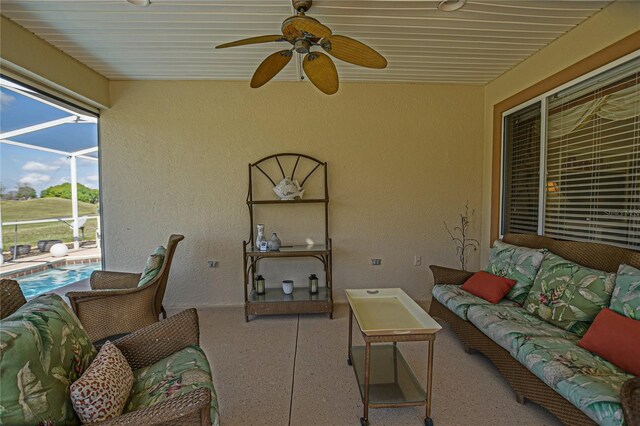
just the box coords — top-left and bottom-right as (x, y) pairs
(432, 284), (517, 321)
(485, 240), (546, 304)
(0, 294), (96, 425)
(466, 304), (579, 357)
(524, 252), (615, 337)
(125, 345), (219, 426)
(138, 246), (167, 287)
(517, 336), (633, 426)
(610, 264), (640, 319)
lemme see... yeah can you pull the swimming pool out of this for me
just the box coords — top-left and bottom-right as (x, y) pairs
(18, 262), (102, 299)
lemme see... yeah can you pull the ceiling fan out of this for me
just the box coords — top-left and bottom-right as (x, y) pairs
(215, 0), (387, 95)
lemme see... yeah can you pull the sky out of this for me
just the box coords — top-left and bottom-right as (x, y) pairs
(0, 83), (99, 195)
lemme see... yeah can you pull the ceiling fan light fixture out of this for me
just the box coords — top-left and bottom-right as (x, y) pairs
(438, 0), (466, 12)
(126, 0), (151, 7)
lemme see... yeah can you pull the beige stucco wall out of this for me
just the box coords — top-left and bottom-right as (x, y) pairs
(101, 81), (484, 307)
(480, 1), (640, 263)
(0, 15), (110, 108)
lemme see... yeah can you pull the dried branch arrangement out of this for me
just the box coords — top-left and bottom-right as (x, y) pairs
(444, 202), (479, 271)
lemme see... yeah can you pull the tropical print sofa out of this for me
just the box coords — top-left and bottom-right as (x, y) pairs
(429, 234), (640, 426)
(0, 293), (219, 425)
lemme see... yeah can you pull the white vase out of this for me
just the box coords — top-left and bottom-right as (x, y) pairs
(268, 233), (281, 251)
(256, 224), (266, 249)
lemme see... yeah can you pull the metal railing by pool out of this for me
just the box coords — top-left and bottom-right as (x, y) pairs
(1, 215), (100, 261)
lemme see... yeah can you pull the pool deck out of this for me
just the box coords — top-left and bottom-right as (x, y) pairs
(0, 246), (102, 278)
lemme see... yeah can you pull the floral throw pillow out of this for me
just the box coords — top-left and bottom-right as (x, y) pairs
(525, 252), (616, 336)
(138, 246), (167, 287)
(0, 294), (96, 425)
(70, 341), (133, 424)
(485, 240), (546, 304)
(610, 264), (640, 319)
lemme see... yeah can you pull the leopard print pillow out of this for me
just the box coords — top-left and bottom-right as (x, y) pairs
(70, 341), (133, 423)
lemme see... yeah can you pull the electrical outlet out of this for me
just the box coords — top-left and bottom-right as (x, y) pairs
(207, 260), (219, 268)
(371, 259), (382, 266)
(414, 256), (422, 266)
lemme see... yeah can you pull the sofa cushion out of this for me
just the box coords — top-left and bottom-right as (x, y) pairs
(524, 252), (615, 336)
(485, 240), (546, 304)
(138, 246), (167, 287)
(467, 304), (579, 357)
(610, 263), (640, 319)
(125, 345), (219, 426)
(0, 294), (96, 425)
(432, 284), (518, 321)
(461, 271), (516, 304)
(70, 341), (133, 423)
(578, 308), (640, 377)
(517, 336), (633, 426)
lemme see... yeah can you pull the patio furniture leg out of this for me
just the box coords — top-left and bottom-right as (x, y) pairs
(425, 338), (435, 426)
(362, 341), (371, 426)
(347, 307), (353, 365)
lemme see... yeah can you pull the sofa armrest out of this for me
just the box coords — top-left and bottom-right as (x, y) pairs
(66, 284), (159, 342)
(99, 387), (212, 426)
(622, 377), (640, 426)
(90, 271), (142, 290)
(113, 309), (200, 370)
(429, 265), (474, 286)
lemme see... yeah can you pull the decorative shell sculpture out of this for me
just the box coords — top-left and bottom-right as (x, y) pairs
(273, 177), (304, 200)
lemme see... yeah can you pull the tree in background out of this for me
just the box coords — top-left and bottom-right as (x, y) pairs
(40, 182), (99, 204)
(16, 184), (37, 200)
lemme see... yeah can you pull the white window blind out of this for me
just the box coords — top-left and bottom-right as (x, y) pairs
(502, 102), (541, 235)
(545, 60), (640, 249)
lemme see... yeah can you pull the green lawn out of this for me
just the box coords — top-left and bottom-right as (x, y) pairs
(2, 198), (99, 249)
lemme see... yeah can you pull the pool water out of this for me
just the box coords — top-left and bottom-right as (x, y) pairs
(18, 262), (102, 299)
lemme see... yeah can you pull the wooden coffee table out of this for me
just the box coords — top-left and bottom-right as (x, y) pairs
(346, 288), (442, 426)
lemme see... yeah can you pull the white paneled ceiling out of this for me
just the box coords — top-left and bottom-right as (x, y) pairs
(1, 0), (612, 84)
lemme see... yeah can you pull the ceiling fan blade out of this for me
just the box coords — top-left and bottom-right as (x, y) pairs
(250, 50), (293, 88)
(216, 35), (286, 49)
(303, 52), (339, 95)
(282, 15), (332, 40)
(321, 35), (387, 69)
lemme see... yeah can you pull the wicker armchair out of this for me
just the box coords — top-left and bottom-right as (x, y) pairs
(0, 279), (27, 319)
(102, 309), (212, 426)
(67, 234), (184, 343)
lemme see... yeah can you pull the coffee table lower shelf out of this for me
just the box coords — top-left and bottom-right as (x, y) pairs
(350, 345), (426, 407)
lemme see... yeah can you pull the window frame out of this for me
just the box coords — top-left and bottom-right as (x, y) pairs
(499, 50), (640, 244)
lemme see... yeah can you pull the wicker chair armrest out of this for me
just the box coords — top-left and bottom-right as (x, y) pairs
(622, 377), (640, 426)
(66, 285), (159, 342)
(112, 309), (200, 370)
(1, 279), (27, 319)
(90, 271), (142, 290)
(99, 387), (212, 426)
(429, 265), (475, 285)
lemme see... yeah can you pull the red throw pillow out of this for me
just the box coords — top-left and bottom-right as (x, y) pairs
(578, 308), (640, 377)
(460, 271), (516, 304)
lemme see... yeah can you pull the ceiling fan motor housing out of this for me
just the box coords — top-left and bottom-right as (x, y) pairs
(294, 39), (311, 54)
(292, 0), (312, 12)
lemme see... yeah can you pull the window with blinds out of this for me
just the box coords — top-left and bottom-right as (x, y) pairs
(502, 102), (541, 235)
(545, 61), (639, 249)
(500, 57), (640, 250)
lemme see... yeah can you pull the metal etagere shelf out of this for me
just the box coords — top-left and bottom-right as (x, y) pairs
(243, 153), (333, 322)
